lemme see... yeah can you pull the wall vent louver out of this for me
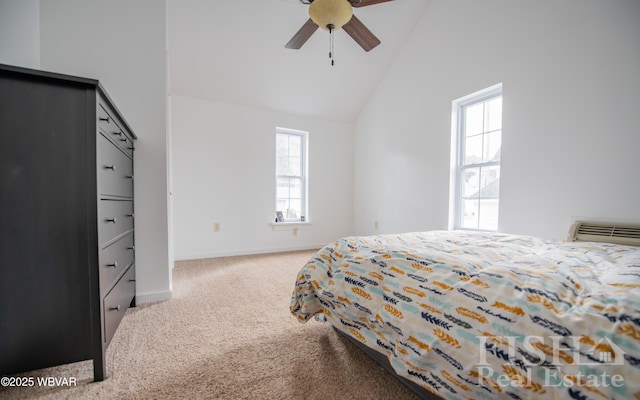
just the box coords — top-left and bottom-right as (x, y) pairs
(568, 221), (640, 247)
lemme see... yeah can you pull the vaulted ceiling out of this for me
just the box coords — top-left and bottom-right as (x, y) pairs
(167, 0), (430, 123)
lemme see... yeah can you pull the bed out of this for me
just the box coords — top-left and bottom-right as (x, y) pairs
(290, 229), (640, 400)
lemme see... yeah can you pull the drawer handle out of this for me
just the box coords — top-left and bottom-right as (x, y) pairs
(104, 165), (115, 171)
(119, 138), (127, 142)
(110, 305), (121, 311)
(127, 246), (135, 250)
(127, 146), (135, 151)
(107, 262), (118, 268)
(126, 213), (135, 218)
(99, 116), (110, 123)
(125, 175), (134, 180)
(106, 217), (117, 223)
(113, 131), (123, 137)
(129, 279), (136, 283)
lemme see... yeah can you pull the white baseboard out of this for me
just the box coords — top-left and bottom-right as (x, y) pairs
(135, 289), (172, 305)
(174, 243), (324, 261)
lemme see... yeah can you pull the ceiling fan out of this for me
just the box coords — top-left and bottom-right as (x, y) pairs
(284, 0), (395, 53)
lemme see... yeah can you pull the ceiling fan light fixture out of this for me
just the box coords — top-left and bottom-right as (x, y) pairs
(309, 0), (353, 31)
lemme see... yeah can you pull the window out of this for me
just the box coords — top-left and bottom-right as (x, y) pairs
(275, 128), (308, 222)
(452, 84), (503, 231)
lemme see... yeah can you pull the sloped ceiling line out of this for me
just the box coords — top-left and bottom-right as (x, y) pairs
(167, 0), (430, 123)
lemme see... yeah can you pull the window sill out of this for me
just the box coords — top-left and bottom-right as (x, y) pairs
(270, 222), (312, 231)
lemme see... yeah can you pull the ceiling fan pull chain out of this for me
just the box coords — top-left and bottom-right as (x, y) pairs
(328, 23), (335, 66)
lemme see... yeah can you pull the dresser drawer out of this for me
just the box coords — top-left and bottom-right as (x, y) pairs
(113, 133), (134, 157)
(98, 102), (134, 157)
(98, 104), (121, 138)
(98, 133), (133, 198)
(98, 200), (134, 247)
(99, 232), (135, 295)
(103, 264), (135, 346)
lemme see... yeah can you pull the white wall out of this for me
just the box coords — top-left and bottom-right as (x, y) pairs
(171, 95), (353, 259)
(354, 0), (640, 240)
(39, 0), (171, 303)
(0, 0), (40, 68)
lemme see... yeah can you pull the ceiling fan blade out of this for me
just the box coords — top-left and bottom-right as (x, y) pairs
(285, 18), (319, 49)
(352, 0), (394, 7)
(342, 15), (381, 52)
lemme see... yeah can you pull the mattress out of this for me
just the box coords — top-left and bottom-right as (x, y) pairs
(290, 230), (640, 399)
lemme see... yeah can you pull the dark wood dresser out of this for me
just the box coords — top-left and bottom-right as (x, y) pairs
(0, 64), (136, 381)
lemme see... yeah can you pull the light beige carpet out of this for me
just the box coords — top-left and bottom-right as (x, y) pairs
(1, 250), (419, 400)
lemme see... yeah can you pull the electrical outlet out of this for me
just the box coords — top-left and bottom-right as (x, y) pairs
(374, 220), (379, 230)
(292, 227), (299, 236)
(213, 222), (221, 232)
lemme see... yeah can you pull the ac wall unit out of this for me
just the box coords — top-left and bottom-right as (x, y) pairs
(568, 221), (640, 247)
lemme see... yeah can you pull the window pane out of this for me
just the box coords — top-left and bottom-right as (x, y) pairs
(288, 156), (301, 176)
(485, 97), (502, 132)
(276, 177), (291, 198)
(478, 199), (499, 230)
(287, 199), (301, 219)
(462, 167), (480, 198)
(288, 177), (302, 199)
(483, 130), (501, 163)
(465, 103), (484, 137)
(276, 155), (288, 175)
(289, 135), (302, 157)
(479, 166), (500, 199)
(464, 135), (483, 165)
(276, 134), (289, 175)
(276, 198), (288, 213)
(462, 199), (479, 229)
(276, 134), (288, 151)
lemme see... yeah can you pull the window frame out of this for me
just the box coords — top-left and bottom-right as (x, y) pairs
(275, 127), (309, 223)
(451, 84), (503, 231)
